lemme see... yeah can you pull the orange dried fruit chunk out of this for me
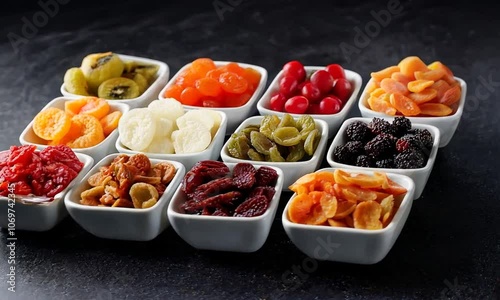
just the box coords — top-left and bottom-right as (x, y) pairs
(414, 69), (445, 82)
(50, 118), (84, 146)
(180, 87), (203, 106)
(432, 80), (451, 100)
(100, 111), (122, 136)
(288, 193), (315, 224)
(344, 173), (386, 188)
(365, 80), (379, 94)
(427, 61), (456, 84)
(380, 195), (395, 226)
(397, 56), (428, 79)
(370, 66), (400, 82)
(219, 72), (248, 94)
(308, 204), (328, 225)
(419, 103), (453, 117)
(163, 85), (183, 100)
(175, 70), (200, 88)
(382, 178), (408, 195)
(327, 219), (348, 227)
(242, 67), (261, 91)
(333, 169), (352, 185)
(368, 94), (397, 116)
(380, 78), (409, 95)
(78, 97), (110, 120)
(64, 114), (105, 148)
(374, 191), (392, 202)
(353, 200), (383, 230)
(391, 72), (411, 86)
(195, 77), (222, 97)
(206, 67), (225, 81)
(408, 80), (434, 93)
(65, 97), (89, 117)
(319, 193), (338, 219)
(220, 62), (245, 77)
(315, 171), (335, 183)
(337, 184), (378, 202)
(33, 107), (71, 141)
(332, 200), (356, 220)
(408, 88), (437, 104)
(345, 215), (354, 227)
(191, 58), (216, 77)
(390, 93), (421, 116)
(439, 85), (461, 106)
(369, 88), (385, 98)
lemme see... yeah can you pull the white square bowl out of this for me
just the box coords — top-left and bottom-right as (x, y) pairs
(64, 153), (185, 241)
(282, 168), (415, 264)
(0, 153), (93, 231)
(158, 61), (268, 134)
(326, 117), (440, 199)
(61, 53), (170, 109)
(115, 110), (227, 171)
(220, 116), (329, 190)
(167, 163), (283, 252)
(256, 67), (363, 139)
(19, 96), (130, 164)
(358, 77), (467, 147)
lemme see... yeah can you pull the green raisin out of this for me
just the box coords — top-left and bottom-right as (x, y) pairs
(286, 142), (306, 162)
(260, 115), (280, 140)
(304, 128), (320, 156)
(278, 113), (296, 128)
(272, 127), (301, 146)
(247, 148), (264, 161)
(227, 134), (250, 159)
(269, 145), (285, 162)
(296, 115), (315, 140)
(250, 131), (275, 155)
(241, 125), (260, 139)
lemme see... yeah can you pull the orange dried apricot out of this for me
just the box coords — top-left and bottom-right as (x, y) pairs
(64, 97), (89, 117)
(332, 200), (356, 220)
(100, 110), (122, 136)
(408, 88), (437, 104)
(439, 85), (461, 106)
(353, 200), (383, 230)
(419, 103), (453, 116)
(175, 70), (200, 88)
(427, 61), (455, 84)
(191, 58), (216, 77)
(369, 88), (385, 98)
(390, 93), (421, 116)
(370, 66), (400, 82)
(163, 85), (183, 100)
(79, 97), (110, 120)
(64, 114), (105, 148)
(180, 87), (203, 106)
(368, 94), (397, 116)
(242, 67), (261, 91)
(195, 77), (222, 97)
(33, 107), (71, 141)
(50, 118), (84, 146)
(397, 56), (428, 79)
(220, 62), (245, 77)
(288, 193), (315, 224)
(408, 80), (434, 93)
(414, 69), (445, 82)
(206, 67), (226, 81)
(219, 72), (248, 94)
(380, 78), (409, 95)
(327, 219), (348, 227)
(365, 80), (379, 94)
(391, 72), (411, 86)
(432, 80), (451, 100)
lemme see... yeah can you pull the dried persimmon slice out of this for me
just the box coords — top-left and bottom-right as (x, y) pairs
(380, 195), (395, 227)
(353, 200), (383, 230)
(100, 111), (122, 136)
(332, 200), (356, 220)
(64, 114), (105, 148)
(288, 193), (315, 224)
(344, 173), (386, 189)
(319, 193), (337, 219)
(33, 107), (71, 141)
(337, 184), (378, 202)
(79, 97), (110, 120)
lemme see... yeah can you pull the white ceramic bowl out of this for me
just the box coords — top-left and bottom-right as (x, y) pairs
(256, 67), (363, 139)
(168, 163), (283, 252)
(19, 96), (130, 164)
(358, 77), (466, 147)
(282, 168), (415, 264)
(158, 61), (268, 134)
(0, 153), (93, 231)
(61, 53), (170, 109)
(64, 153), (185, 241)
(115, 110), (227, 171)
(220, 116), (329, 190)
(326, 117), (440, 199)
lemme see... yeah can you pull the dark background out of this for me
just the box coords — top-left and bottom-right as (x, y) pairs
(0, 0), (499, 299)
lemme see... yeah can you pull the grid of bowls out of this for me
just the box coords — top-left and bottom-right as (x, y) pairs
(326, 117), (441, 199)
(64, 154), (185, 241)
(220, 116), (329, 190)
(256, 66), (363, 139)
(158, 61), (268, 134)
(61, 54), (170, 109)
(19, 96), (130, 164)
(358, 77), (467, 147)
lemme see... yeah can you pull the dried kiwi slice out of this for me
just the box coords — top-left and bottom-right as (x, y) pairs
(98, 77), (140, 100)
(64, 67), (89, 95)
(81, 52), (125, 93)
(132, 73), (148, 94)
(134, 64), (159, 83)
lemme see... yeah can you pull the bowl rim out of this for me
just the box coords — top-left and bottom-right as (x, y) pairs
(256, 66), (363, 118)
(167, 163), (284, 222)
(115, 109), (227, 157)
(0, 152), (94, 207)
(64, 153), (185, 213)
(358, 77), (467, 120)
(220, 115), (329, 166)
(19, 96), (130, 151)
(158, 60), (268, 111)
(60, 53), (170, 102)
(281, 168), (415, 234)
(326, 117), (441, 172)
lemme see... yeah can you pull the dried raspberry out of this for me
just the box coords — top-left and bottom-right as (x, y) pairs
(192, 177), (234, 202)
(0, 150), (9, 168)
(234, 195), (269, 217)
(248, 186), (276, 203)
(255, 166), (278, 187)
(8, 145), (36, 166)
(233, 162), (256, 189)
(39, 145), (83, 173)
(42, 163), (78, 197)
(181, 170), (205, 195)
(11, 181), (32, 195)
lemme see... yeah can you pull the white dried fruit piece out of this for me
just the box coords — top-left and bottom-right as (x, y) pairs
(154, 117), (174, 138)
(201, 109), (222, 137)
(176, 110), (215, 133)
(143, 137), (175, 154)
(171, 124), (211, 154)
(118, 108), (156, 151)
(147, 98), (184, 122)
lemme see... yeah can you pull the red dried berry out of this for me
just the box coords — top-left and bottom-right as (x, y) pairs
(181, 199), (200, 214)
(249, 186), (276, 203)
(192, 177), (234, 202)
(8, 145), (37, 166)
(232, 162), (256, 189)
(181, 170), (204, 195)
(200, 191), (242, 208)
(191, 160), (230, 179)
(42, 162), (78, 197)
(201, 207), (212, 215)
(11, 181), (32, 195)
(255, 167), (278, 187)
(39, 145), (83, 173)
(234, 195), (269, 217)
(212, 208), (230, 216)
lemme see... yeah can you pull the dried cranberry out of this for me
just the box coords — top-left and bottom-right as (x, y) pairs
(181, 170), (204, 195)
(8, 145), (36, 166)
(11, 181), (32, 195)
(249, 186), (276, 203)
(232, 163), (256, 189)
(234, 195), (269, 217)
(191, 160), (230, 179)
(199, 191), (242, 209)
(39, 145), (83, 173)
(255, 167), (278, 187)
(192, 177), (234, 202)
(42, 163), (78, 197)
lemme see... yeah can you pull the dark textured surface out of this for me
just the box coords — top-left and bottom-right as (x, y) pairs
(0, 1), (499, 299)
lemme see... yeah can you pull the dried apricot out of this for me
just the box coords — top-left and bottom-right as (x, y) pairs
(419, 103), (453, 116)
(219, 72), (248, 94)
(365, 80), (379, 94)
(368, 94), (397, 116)
(332, 200), (356, 220)
(391, 72), (411, 86)
(397, 56), (428, 79)
(180, 87), (202, 106)
(390, 93), (421, 116)
(353, 200), (383, 230)
(50, 118), (84, 146)
(427, 61), (456, 84)
(100, 111), (122, 136)
(328, 219), (348, 227)
(380, 78), (409, 95)
(242, 67), (261, 90)
(175, 70), (200, 88)
(163, 85), (183, 100)
(288, 193), (315, 224)
(220, 62), (245, 76)
(439, 85), (461, 106)
(408, 88), (437, 104)
(78, 97), (110, 120)
(65, 97), (89, 117)
(64, 114), (105, 148)
(370, 66), (400, 82)
(369, 88), (385, 98)
(195, 77), (222, 97)
(414, 69), (445, 82)
(33, 107), (71, 141)
(407, 80), (434, 93)
(191, 58), (216, 77)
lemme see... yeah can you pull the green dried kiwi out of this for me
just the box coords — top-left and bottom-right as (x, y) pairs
(286, 142), (306, 162)
(259, 115), (280, 140)
(123, 61), (138, 73)
(134, 64), (159, 83)
(247, 148), (264, 161)
(269, 146), (285, 162)
(240, 125), (260, 139)
(227, 133), (250, 159)
(278, 113), (296, 128)
(250, 131), (275, 155)
(131, 73), (149, 94)
(64, 67), (89, 96)
(80, 52), (125, 93)
(272, 127), (301, 146)
(304, 129), (320, 156)
(296, 115), (316, 140)
(97, 77), (140, 100)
